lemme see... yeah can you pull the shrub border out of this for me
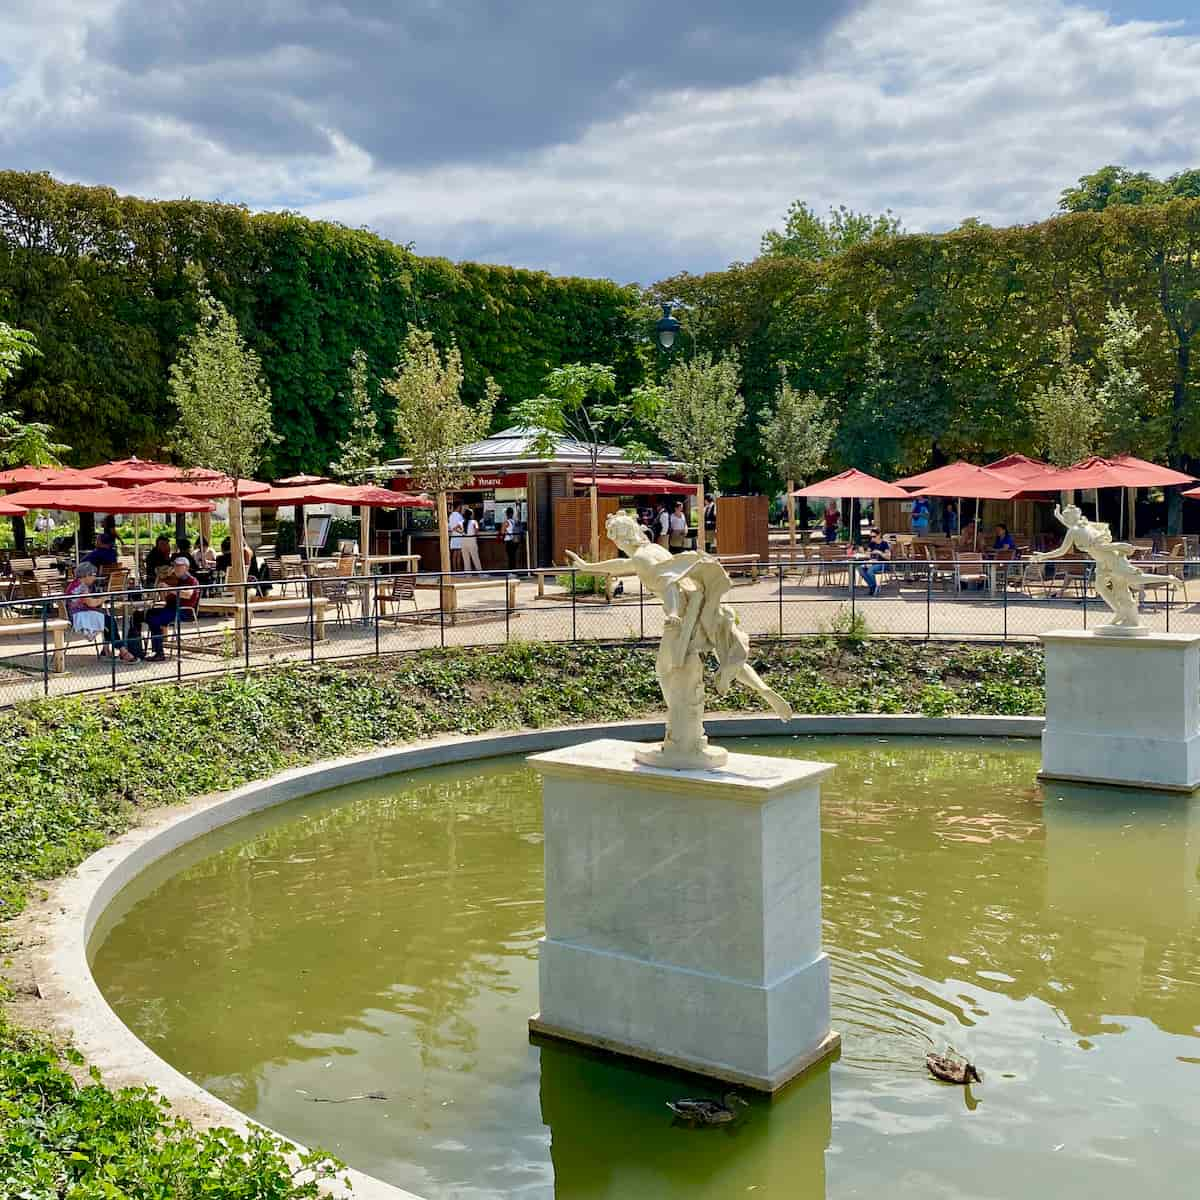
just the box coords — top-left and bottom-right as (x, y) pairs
(31, 712), (1043, 1200)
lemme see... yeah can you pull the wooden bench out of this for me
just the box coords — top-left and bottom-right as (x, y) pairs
(714, 553), (762, 581)
(530, 567), (616, 602)
(199, 595), (329, 651)
(439, 577), (519, 623)
(0, 618), (70, 672)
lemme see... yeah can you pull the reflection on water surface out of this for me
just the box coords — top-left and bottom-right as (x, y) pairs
(91, 737), (1200, 1199)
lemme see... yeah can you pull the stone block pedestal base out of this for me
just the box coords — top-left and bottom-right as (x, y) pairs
(1039, 630), (1200, 792)
(528, 738), (838, 1093)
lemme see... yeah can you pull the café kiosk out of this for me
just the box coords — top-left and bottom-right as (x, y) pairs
(380, 426), (684, 571)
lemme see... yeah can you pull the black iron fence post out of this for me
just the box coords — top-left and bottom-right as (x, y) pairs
(110, 591), (118, 690)
(438, 572), (446, 649)
(926, 564), (932, 641)
(778, 562), (784, 638)
(308, 576), (316, 665)
(849, 557), (856, 632)
(1002, 564), (1008, 642)
(571, 570), (578, 643)
(175, 608), (182, 685)
(243, 582), (251, 671)
(373, 577), (380, 659)
(638, 579), (645, 641)
(505, 572), (511, 644)
(42, 601), (49, 697)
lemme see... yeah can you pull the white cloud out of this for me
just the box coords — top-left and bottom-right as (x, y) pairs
(1, 0), (1199, 282)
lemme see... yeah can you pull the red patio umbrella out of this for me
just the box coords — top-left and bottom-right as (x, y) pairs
(574, 475), (692, 497)
(149, 477), (271, 499)
(2, 484), (215, 513)
(906, 463), (1023, 501)
(0, 466), (102, 489)
(791, 468), (911, 499)
(1040, 455), (1194, 491)
(0, 498), (27, 516)
(903, 463), (1023, 549)
(273, 473), (330, 486)
(83, 457), (171, 479)
(985, 453), (1053, 482)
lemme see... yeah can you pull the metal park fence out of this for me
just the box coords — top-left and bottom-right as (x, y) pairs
(0, 558), (1193, 708)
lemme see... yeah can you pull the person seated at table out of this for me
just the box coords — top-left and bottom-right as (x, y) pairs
(992, 522), (1016, 552)
(957, 520), (977, 549)
(142, 535), (173, 586)
(173, 536), (199, 574)
(65, 563), (136, 662)
(196, 536), (217, 570)
(857, 528), (891, 596)
(82, 532), (119, 569)
(146, 558), (200, 661)
(216, 537), (271, 595)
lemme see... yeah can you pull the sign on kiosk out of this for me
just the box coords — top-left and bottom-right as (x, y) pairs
(389, 473), (528, 491)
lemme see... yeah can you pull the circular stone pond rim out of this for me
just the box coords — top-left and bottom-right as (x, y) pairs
(34, 712), (1043, 1200)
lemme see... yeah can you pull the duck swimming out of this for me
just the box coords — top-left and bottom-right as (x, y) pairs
(667, 1093), (748, 1126)
(926, 1049), (982, 1085)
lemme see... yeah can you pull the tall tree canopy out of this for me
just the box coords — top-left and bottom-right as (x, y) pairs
(760, 201), (903, 261)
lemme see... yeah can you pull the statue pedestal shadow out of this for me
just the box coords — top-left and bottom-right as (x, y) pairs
(1039, 629), (1200, 791)
(528, 737), (839, 1093)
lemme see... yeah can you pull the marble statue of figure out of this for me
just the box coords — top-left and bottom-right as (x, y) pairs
(565, 511), (792, 769)
(1032, 504), (1173, 633)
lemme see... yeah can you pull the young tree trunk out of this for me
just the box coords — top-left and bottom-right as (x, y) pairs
(227, 494), (247, 587)
(1167, 338), (1190, 535)
(437, 490), (451, 573)
(589, 483), (600, 562)
(786, 479), (796, 559)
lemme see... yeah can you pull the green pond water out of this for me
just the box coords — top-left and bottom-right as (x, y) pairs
(89, 737), (1200, 1199)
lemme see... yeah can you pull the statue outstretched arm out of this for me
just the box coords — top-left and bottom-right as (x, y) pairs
(564, 549), (636, 576)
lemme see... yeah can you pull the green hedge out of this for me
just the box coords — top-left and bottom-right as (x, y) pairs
(0, 172), (647, 470)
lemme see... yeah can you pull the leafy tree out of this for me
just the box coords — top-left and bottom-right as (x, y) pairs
(759, 366), (834, 555)
(1059, 165), (1167, 213)
(329, 349), (384, 482)
(1096, 303), (1161, 457)
(384, 328), (497, 571)
(169, 286), (276, 583)
(511, 362), (660, 561)
(760, 201), (903, 261)
(1031, 321), (1103, 467)
(654, 353), (744, 497)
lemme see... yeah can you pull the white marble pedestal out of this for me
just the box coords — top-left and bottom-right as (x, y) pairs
(527, 738), (840, 1093)
(1039, 630), (1200, 792)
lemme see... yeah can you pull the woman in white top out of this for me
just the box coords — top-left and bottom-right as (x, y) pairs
(461, 507), (483, 574)
(668, 501), (689, 554)
(447, 503), (465, 572)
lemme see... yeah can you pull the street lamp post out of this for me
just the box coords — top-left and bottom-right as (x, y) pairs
(654, 302), (706, 549)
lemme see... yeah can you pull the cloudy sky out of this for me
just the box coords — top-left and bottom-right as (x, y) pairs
(2, 0), (1199, 284)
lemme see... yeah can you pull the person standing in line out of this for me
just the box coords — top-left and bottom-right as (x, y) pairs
(910, 496), (931, 536)
(447, 502), (465, 573)
(823, 501), (839, 543)
(668, 501), (689, 554)
(655, 503), (671, 548)
(501, 507), (521, 572)
(703, 494), (717, 549)
(461, 506), (483, 574)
